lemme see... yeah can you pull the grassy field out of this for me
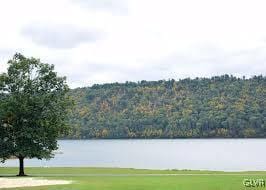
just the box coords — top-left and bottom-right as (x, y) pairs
(1, 167), (266, 190)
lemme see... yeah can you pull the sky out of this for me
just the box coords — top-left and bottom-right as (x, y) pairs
(0, 0), (265, 88)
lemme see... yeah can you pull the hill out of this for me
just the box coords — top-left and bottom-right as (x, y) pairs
(67, 75), (265, 138)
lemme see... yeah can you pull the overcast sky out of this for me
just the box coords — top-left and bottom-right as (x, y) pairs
(0, 0), (265, 88)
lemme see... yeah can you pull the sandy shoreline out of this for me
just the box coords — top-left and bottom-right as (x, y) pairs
(0, 178), (72, 188)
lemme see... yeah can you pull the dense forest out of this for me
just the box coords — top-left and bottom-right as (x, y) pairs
(67, 75), (266, 139)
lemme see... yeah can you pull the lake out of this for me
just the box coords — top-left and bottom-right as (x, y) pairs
(1, 139), (266, 171)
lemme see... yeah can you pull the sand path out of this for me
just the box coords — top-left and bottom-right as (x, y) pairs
(0, 178), (71, 188)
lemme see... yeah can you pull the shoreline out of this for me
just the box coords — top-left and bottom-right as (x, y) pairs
(1, 167), (266, 173)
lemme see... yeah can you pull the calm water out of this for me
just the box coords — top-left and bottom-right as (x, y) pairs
(1, 139), (266, 171)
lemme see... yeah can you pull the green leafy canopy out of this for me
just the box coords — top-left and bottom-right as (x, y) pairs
(0, 53), (72, 162)
(67, 75), (265, 139)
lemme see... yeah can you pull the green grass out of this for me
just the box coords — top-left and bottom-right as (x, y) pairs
(1, 167), (266, 190)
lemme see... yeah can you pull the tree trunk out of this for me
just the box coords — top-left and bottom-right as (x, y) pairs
(17, 156), (26, 176)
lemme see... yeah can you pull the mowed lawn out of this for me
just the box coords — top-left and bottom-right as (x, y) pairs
(1, 167), (266, 190)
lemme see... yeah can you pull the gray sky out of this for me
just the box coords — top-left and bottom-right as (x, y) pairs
(0, 0), (265, 88)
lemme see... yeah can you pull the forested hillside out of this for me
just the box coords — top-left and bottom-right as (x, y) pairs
(67, 75), (266, 139)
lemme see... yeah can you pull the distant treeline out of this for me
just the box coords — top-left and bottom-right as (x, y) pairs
(66, 75), (266, 139)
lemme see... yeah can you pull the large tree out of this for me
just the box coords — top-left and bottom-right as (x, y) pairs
(0, 53), (71, 176)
